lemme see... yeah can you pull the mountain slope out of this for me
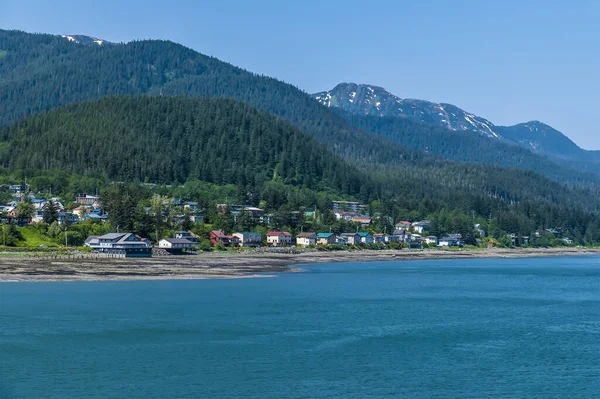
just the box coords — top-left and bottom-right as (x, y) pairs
(2, 97), (599, 212)
(0, 29), (596, 186)
(0, 29), (424, 166)
(315, 83), (499, 138)
(340, 111), (600, 186)
(314, 83), (598, 168)
(0, 96), (371, 196)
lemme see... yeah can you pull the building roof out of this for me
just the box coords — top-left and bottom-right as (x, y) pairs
(412, 220), (431, 226)
(161, 238), (193, 244)
(297, 232), (316, 238)
(357, 232), (371, 237)
(267, 231), (292, 237)
(316, 232), (335, 238)
(340, 232), (359, 237)
(99, 233), (126, 240)
(85, 236), (100, 245)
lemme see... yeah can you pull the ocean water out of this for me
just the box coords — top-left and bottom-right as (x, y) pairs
(1, 256), (600, 399)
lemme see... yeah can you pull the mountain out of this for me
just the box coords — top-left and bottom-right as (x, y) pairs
(0, 29), (597, 188)
(0, 29), (431, 168)
(2, 96), (599, 214)
(0, 96), (370, 197)
(315, 83), (499, 138)
(314, 83), (599, 168)
(495, 121), (590, 159)
(339, 110), (600, 186)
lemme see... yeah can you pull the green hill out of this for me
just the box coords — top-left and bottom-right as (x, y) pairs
(0, 29), (597, 186)
(0, 96), (372, 197)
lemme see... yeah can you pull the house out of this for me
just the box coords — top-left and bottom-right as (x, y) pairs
(424, 236), (438, 245)
(31, 198), (48, 210)
(438, 234), (463, 247)
(373, 234), (388, 244)
(334, 211), (358, 221)
(412, 220), (431, 234)
(84, 213), (109, 222)
(474, 224), (486, 238)
(182, 201), (198, 211)
(210, 230), (231, 246)
(159, 238), (195, 253)
(57, 212), (79, 225)
(32, 209), (45, 223)
(392, 229), (407, 241)
(266, 231), (293, 247)
(316, 232), (337, 245)
(562, 237), (574, 245)
(5, 208), (31, 226)
(331, 201), (365, 213)
(352, 217), (372, 227)
(175, 231), (200, 244)
(357, 232), (373, 244)
(9, 184), (29, 194)
(85, 233), (152, 257)
(296, 232), (317, 247)
(75, 194), (100, 205)
(396, 221), (412, 229)
(72, 206), (93, 218)
(233, 232), (262, 247)
(385, 234), (400, 243)
(340, 232), (361, 245)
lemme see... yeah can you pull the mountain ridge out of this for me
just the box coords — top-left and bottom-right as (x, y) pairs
(314, 83), (598, 162)
(0, 28), (598, 188)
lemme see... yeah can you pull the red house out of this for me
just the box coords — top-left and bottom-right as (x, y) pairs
(209, 230), (230, 246)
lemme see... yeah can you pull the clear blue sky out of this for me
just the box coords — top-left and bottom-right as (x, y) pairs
(2, 0), (598, 149)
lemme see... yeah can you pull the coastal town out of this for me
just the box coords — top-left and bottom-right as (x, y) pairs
(0, 184), (578, 258)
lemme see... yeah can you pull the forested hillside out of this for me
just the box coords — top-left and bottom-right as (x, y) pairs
(1, 96), (599, 211)
(0, 29), (596, 186)
(0, 30), (422, 165)
(1, 96), (599, 243)
(341, 112), (600, 186)
(0, 97), (374, 197)
(315, 83), (600, 175)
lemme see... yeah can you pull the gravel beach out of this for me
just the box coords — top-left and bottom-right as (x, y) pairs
(0, 247), (598, 282)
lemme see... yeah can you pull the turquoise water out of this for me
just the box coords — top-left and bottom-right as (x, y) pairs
(1, 256), (600, 398)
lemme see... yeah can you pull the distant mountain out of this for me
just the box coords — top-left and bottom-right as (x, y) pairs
(314, 83), (598, 166)
(315, 83), (499, 138)
(60, 35), (110, 46)
(494, 121), (585, 159)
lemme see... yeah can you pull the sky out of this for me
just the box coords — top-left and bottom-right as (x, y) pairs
(2, 0), (599, 149)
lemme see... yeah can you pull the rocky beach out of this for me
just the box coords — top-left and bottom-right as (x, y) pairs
(1, 247), (598, 282)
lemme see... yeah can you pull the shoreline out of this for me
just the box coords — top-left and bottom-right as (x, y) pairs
(0, 247), (598, 283)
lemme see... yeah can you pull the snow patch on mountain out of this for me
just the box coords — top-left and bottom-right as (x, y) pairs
(60, 35), (110, 46)
(314, 83), (501, 138)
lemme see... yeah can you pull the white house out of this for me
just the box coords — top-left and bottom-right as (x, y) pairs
(233, 232), (262, 247)
(424, 236), (438, 245)
(159, 238), (195, 252)
(412, 221), (431, 234)
(296, 232), (317, 247)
